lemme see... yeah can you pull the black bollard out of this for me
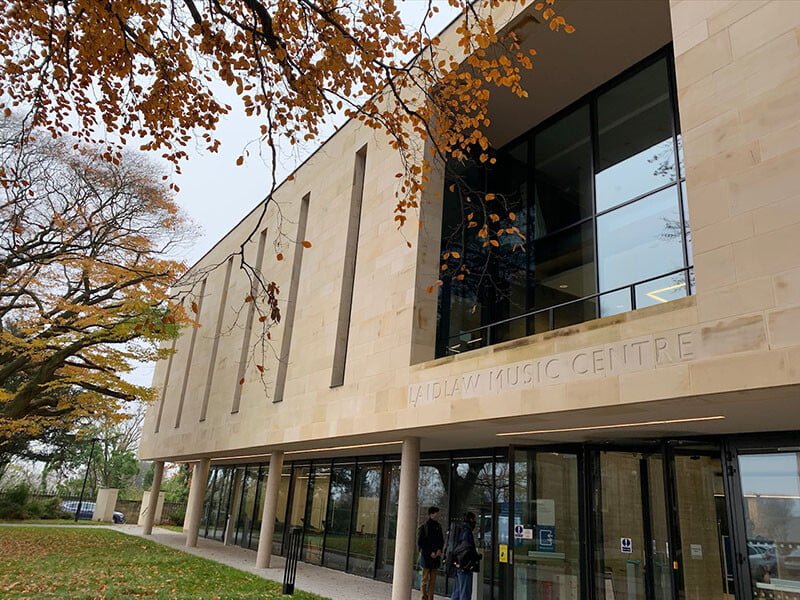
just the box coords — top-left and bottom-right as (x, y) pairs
(283, 526), (303, 595)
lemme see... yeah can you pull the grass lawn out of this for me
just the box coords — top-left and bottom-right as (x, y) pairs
(0, 519), (111, 525)
(0, 526), (329, 599)
(157, 524), (185, 533)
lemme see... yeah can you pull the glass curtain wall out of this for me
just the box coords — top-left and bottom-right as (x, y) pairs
(323, 462), (355, 570)
(288, 465), (310, 554)
(200, 467), (235, 542)
(235, 465), (259, 548)
(436, 48), (691, 357)
(193, 443), (799, 600)
(272, 464), (291, 555)
(417, 459), (451, 596)
(302, 464), (331, 565)
(738, 452), (800, 600)
(248, 464), (267, 550)
(452, 455), (498, 598)
(349, 462), (382, 576)
(376, 462), (401, 581)
(513, 451), (581, 600)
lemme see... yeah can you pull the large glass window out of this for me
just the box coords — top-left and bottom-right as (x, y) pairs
(376, 462), (401, 582)
(437, 49), (691, 357)
(596, 58), (676, 212)
(247, 465), (268, 550)
(532, 105), (593, 236)
(202, 467), (234, 542)
(350, 463), (382, 577)
(514, 451), (581, 600)
(235, 466), (259, 548)
(272, 465), (291, 555)
(452, 456), (497, 599)
(417, 460), (451, 597)
(302, 464), (330, 565)
(323, 463), (354, 570)
(738, 452), (800, 599)
(286, 465), (310, 555)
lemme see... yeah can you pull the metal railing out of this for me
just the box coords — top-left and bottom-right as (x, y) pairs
(445, 267), (694, 356)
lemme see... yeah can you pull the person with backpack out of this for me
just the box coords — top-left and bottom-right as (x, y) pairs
(447, 512), (480, 600)
(417, 506), (445, 600)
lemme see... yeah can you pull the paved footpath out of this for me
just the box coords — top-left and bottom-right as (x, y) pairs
(1, 523), (446, 600)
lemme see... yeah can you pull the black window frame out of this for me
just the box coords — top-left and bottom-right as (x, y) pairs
(436, 44), (692, 358)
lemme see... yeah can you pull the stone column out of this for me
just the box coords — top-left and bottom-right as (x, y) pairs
(256, 451), (284, 569)
(94, 488), (119, 522)
(185, 458), (211, 547)
(142, 460), (164, 535)
(391, 437), (420, 600)
(224, 468), (245, 546)
(182, 464), (195, 533)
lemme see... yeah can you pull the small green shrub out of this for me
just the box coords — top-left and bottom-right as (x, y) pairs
(0, 484), (72, 520)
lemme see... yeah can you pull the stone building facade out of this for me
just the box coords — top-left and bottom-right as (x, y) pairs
(139, 2), (800, 599)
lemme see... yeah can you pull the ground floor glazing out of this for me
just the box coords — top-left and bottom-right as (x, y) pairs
(198, 432), (800, 599)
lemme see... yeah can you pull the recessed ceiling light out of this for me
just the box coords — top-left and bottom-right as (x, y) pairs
(496, 415), (726, 437)
(559, 284), (568, 289)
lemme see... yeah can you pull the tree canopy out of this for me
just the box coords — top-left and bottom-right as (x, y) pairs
(0, 0), (574, 399)
(0, 118), (191, 436)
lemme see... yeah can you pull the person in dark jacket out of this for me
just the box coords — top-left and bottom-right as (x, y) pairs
(417, 506), (445, 600)
(450, 512), (479, 600)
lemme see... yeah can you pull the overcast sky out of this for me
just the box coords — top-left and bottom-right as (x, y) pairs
(128, 1), (458, 388)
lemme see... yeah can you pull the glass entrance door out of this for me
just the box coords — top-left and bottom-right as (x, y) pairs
(673, 453), (733, 600)
(511, 450), (582, 600)
(593, 451), (673, 600)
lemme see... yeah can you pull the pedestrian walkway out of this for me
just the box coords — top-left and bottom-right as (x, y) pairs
(114, 524), (447, 600)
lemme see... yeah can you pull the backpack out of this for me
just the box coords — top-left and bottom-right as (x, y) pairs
(443, 521), (464, 575)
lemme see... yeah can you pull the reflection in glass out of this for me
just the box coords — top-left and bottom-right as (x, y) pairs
(302, 465), (331, 565)
(236, 467), (258, 548)
(674, 455), (730, 599)
(599, 288), (632, 318)
(595, 452), (647, 600)
(206, 467), (233, 542)
(200, 468), (217, 537)
(514, 452), (580, 600)
(533, 105), (592, 237)
(349, 464), (382, 576)
(452, 457), (496, 598)
(596, 59), (676, 211)
(286, 465), (310, 555)
(417, 461), (450, 596)
(323, 464), (354, 570)
(488, 141), (529, 344)
(597, 186), (683, 292)
(739, 452), (800, 598)
(647, 456), (673, 600)
(531, 221), (596, 329)
(272, 466), (291, 555)
(376, 463), (401, 581)
(634, 272), (688, 310)
(249, 466), (267, 550)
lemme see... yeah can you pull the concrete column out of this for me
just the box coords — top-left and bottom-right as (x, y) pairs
(94, 488), (119, 522)
(142, 460), (164, 535)
(256, 451), (284, 569)
(185, 457), (210, 547)
(391, 437), (420, 600)
(182, 464), (195, 532)
(223, 468), (245, 546)
(138, 491), (165, 525)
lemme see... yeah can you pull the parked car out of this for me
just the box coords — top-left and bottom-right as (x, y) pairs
(748, 541), (778, 581)
(61, 500), (125, 524)
(783, 547), (800, 574)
